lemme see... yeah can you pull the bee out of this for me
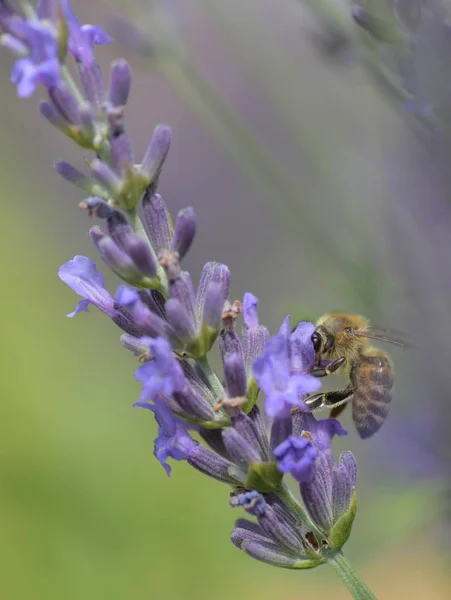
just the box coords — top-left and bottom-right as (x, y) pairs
(304, 313), (408, 439)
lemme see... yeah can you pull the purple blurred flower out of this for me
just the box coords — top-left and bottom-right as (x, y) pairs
(135, 337), (185, 401)
(8, 20), (61, 97)
(273, 435), (317, 483)
(58, 255), (115, 317)
(62, 0), (111, 64)
(253, 326), (321, 418)
(134, 400), (193, 476)
(37, 0), (111, 65)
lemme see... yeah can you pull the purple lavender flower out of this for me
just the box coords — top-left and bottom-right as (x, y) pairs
(58, 255), (141, 336)
(302, 413), (347, 451)
(253, 329), (321, 418)
(58, 255), (115, 317)
(135, 337), (185, 401)
(58, 0), (111, 65)
(8, 20), (61, 97)
(134, 399), (193, 476)
(273, 435), (317, 483)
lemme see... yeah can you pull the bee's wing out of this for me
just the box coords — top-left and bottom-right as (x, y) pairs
(354, 326), (414, 348)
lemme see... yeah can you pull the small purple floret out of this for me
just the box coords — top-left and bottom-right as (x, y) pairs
(253, 333), (320, 418)
(9, 21), (61, 97)
(273, 435), (317, 483)
(134, 400), (193, 476)
(135, 337), (185, 401)
(303, 413), (348, 452)
(61, 0), (111, 65)
(58, 255), (115, 317)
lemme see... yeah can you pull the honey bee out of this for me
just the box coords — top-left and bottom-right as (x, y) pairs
(304, 313), (408, 439)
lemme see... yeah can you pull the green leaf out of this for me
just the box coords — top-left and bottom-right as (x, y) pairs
(242, 378), (259, 413)
(245, 461), (283, 493)
(329, 491), (358, 551)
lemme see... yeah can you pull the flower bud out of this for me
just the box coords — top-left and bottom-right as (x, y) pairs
(39, 100), (68, 132)
(107, 211), (157, 278)
(108, 59), (132, 107)
(173, 385), (215, 421)
(187, 443), (240, 485)
(140, 124), (172, 187)
(77, 59), (105, 109)
(223, 352), (247, 399)
(222, 428), (261, 467)
(90, 226), (140, 282)
(142, 191), (173, 254)
(55, 160), (105, 197)
(170, 207), (196, 260)
(165, 298), (197, 344)
(48, 82), (81, 124)
(196, 262), (231, 324)
(231, 411), (269, 462)
(109, 132), (134, 176)
(90, 158), (123, 196)
(242, 293), (269, 375)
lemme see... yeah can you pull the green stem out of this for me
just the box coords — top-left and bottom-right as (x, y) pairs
(61, 65), (86, 106)
(277, 484), (325, 542)
(327, 551), (377, 600)
(197, 356), (225, 399)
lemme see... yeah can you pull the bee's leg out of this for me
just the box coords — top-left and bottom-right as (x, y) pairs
(330, 402), (348, 419)
(304, 387), (355, 411)
(309, 357), (346, 378)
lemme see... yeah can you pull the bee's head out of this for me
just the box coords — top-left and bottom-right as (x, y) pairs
(311, 326), (334, 362)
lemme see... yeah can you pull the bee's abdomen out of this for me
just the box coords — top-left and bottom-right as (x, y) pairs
(351, 352), (393, 439)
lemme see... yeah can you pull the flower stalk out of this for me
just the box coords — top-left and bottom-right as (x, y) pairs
(327, 551), (377, 600)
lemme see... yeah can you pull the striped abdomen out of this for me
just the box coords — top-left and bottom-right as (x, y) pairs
(350, 349), (394, 439)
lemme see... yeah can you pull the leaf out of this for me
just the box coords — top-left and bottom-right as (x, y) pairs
(329, 490), (357, 550)
(245, 461), (284, 493)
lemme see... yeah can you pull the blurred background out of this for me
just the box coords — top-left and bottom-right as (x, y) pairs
(1, 0), (450, 598)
